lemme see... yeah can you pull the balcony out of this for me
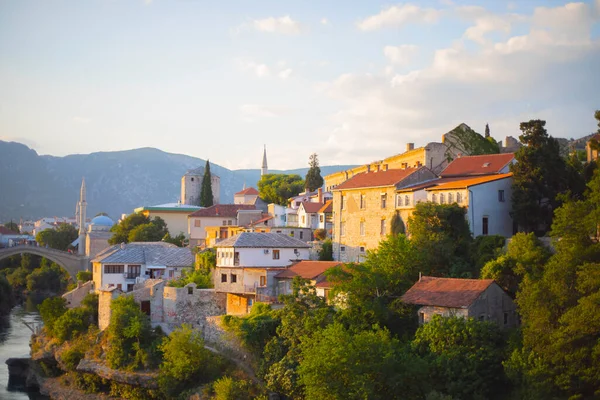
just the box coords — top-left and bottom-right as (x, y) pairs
(123, 273), (141, 280)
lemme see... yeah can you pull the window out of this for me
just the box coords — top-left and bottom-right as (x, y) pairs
(221, 274), (228, 283)
(296, 201), (300, 207)
(194, 219), (201, 227)
(504, 312), (509, 325)
(191, 177), (194, 182)
(380, 219), (386, 235)
(440, 193), (445, 204)
(419, 312), (425, 324)
(188, 286), (193, 295)
(482, 216), (489, 236)
(320, 215), (324, 222)
(340, 246), (346, 252)
(260, 276), (266, 286)
(498, 190), (505, 202)
(448, 193), (453, 203)
(456, 192), (462, 203)
(431, 194), (437, 203)
(360, 194), (366, 209)
(222, 220), (227, 226)
(404, 195), (410, 206)
(341, 195), (346, 210)
(228, 220), (233, 225)
(359, 246), (365, 253)
(360, 221), (365, 236)
(169, 270), (174, 278)
(340, 222), (346, 236)
(104, 265), (124, 274)
(479, 315), (485, 321)
(300, 231), (304, 239)
(381, 193), (387, 208)
(273, 250), (280, 260)
(301, 215), (306, 224)
(117, 284), (122, 290)
(231, 274), (237, 283)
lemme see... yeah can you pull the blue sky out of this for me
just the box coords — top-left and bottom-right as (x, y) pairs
(1, 0), (599, 170)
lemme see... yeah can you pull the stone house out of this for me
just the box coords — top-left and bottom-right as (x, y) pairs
(317, 200), (333, 235)
(92, 242), (193, 293)
(331, 166), (437, 262)
(273, 260), (341, 299)
(234, 187), (259, 205)
(187, 204), (256, 247)
(213, 232), (310, 315)
(401, 276), (518, 328)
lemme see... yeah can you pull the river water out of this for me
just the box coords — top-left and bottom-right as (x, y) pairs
(0, 298), (49, 400)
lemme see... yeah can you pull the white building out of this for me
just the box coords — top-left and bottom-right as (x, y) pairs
(234, 187), (260, 205)
(92, 242), (193, 293)
(297, 201), (324, 230)
(213, 232), (310, 315)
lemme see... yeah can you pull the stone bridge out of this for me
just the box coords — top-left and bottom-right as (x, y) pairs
(0, 245), (89, 279)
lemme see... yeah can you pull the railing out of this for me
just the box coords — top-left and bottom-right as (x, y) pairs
(123, 273), (141, 280)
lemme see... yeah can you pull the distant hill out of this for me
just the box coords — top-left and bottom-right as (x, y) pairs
(0, 141), (356, 223)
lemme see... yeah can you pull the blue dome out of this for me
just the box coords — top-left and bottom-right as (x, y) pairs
(91, 215), (114, 227)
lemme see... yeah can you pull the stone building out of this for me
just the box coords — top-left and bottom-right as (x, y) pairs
(181, 166), (220, 206)
(187, 204), (257, 248)
(331, 166), (437, 262)
(401, 276), (518, 328)
(85, 215), (114, 259)
(234, 187), (259, 205)
(586, 134), (600, 163)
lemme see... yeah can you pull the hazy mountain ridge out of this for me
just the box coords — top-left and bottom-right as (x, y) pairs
(0, 141), (356, 223)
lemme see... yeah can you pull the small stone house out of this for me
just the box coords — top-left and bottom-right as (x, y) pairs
(274, 260), (341, 299)
(401, 276), (518, 328)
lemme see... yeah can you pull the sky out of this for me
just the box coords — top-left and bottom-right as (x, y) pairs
(1, 0), (599, 170)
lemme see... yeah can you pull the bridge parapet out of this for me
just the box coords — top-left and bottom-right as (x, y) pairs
(0, 244), (89, 279)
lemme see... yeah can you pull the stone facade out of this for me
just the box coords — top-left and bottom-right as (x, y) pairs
(98, 288), (122, 330)
(62, 281), (94, 308)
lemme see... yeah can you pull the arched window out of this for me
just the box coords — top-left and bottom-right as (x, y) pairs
(432, 194), (437, 203)
(440, 193), (445, 204)
(448, 193), (453, 203)
(456, 192), (462, 203)
(404, 195), (410, 206)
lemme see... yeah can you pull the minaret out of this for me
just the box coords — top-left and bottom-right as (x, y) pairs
(261, 145), (268, 176)
(78, 178), (87, 255)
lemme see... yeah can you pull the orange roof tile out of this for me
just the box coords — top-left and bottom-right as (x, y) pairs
(318, 200), (333, 213)
(426, 173), (512, 191)
(401, 276), (496, 308)
(334, 168), (420, 190)
(275, 261), (341, 280)
(301, 202), (326, 213)
(440, 153), (514, 177)
(235, 187), (259, 196)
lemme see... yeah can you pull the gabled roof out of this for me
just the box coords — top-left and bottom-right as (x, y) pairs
(188, 204), (256, 218)
(426, 173), (512, 191)
(300, 202), (325, 214)
(318, 200), (333, 213)
(92, 242), (193, 267)
(275, 261), (341, 280)
(215, 232), (310, 248)
(334, 167), (420, 190)
(235, 187), (259, 196)
(440, 153), (514, 177)
(401, 276), (496, 308)
(248, 214), (273, 226)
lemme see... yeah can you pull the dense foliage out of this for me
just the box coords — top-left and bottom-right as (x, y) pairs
(304, 153), (324, 192)
(109, 213), (169, 244)
(258, 173), (305, 206)
(35, 223), (78, 250)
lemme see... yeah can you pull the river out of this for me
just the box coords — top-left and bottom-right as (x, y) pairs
(0, 298), (49, 400)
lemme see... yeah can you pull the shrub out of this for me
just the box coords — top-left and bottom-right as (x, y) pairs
(39, 297), (67, 335)
(318, 239), (333, 261)
(314, 229), (327, 241)
(212, 377), (254, 400)
(76, 271), (92, 282)
(221, 303), (279, 356)
(53, 307), (92, 342)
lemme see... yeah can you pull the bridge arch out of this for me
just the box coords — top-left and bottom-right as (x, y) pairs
(0, 246), (89, 279)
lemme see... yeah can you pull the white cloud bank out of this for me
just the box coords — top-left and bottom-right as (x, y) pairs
(253, 15), (302, 35)
(357, 4), (441, 31)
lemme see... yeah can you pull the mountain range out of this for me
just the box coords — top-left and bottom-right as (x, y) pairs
(0, 141), (355, 223)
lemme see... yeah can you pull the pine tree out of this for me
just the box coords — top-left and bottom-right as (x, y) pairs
(305, 153), (324, 192)
(200, 160), (214, 207)
(485, 123), (490, 138)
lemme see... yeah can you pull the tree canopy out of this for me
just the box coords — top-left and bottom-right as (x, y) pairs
(35, 223), (78, 250)
(304, 153), (324, 192)
(258, 174), (304, 206)
(200, 160), (214, 207)
(2, 221), (19, 233)
(109, 213), (168, 244)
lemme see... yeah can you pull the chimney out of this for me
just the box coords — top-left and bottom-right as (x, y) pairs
(366, 165), (371, 173)
(375, 164), (380, 172)
(406, 143), (414, 152)
(382, 164), (388, 171)
(318, 188), (323, 203)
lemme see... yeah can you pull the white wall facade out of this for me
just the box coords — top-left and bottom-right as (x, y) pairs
(216, 246), (309, 268)
(268, 204), (289, 227)
(93, 262), (183, 292)
(468, 178), (514, 237)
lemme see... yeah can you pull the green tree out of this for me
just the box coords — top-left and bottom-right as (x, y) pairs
(200, 160), (214, 207)
(485, 123), (490, 138)
(258, 174), (305, 206)
(0, 275), (14, 315)
(212, 377), (255, 400)
(408, 202), (473, 277)
(127, 218), (168, 242)
(413, 315), (508, 400)
(26, 263), (69, 293)
(222, 303), (279, 356)
(2, 221), (19, 233)
(35, 223), (78, 250)
(39, 297), (68, 335)
(304, 153), (324, 192)
(469, 235), (505, 273)
(318, 239), (333, 261)
(510, 119), (568, 234)
(76, 270), (92, 282)
(299, 323), (428, 400)
(162, 232), (186, 247)
(109, 213), (151, 244)
(390, 211), (405, 235)
(158, 324), (220, 397)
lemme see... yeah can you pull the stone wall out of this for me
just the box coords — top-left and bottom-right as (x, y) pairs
(62, 281), (94, 308)
(129, 279), (165, 323)
(467, 283), (518, 328)
(417, 305), (468, 324)
(98, 289), (121, 330)
(162, 284), (226, 327)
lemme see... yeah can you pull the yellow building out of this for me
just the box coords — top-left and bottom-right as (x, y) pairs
(134, 203), (201, 238)
(331, 166), (436, 262)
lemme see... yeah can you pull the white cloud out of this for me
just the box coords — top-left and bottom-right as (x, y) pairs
(278, 69), (293, 79)
(72, 116), (91, 124)
(253, 15), (302, 35)
(383, 44), (418, 65)
(457, 6), (523, 45)
(240, 104), (292, 121)
(238, 59), (295, 80)
(321, 18), (328, 25)
(439, 0), (454, 5)
(357, 4), (441, 31)
(239, 61), (271, 78)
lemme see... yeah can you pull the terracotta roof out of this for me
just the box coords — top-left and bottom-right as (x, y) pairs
(334, 168), (419, 190)
(188, 204), (255, 218)
(401, 276), (495, 308)
(248, 214), (273, 226)
(275, 261), (341, 280)
(396, 178), (453, 193)
(426, 173), (512, 191)
(300, 202), (326, 213)
(440, 153), (514, 177)
(0, 226), (19, 235)
(318, 200), (333, 213)
(235, 187), (259, 196)
(315, 280), (332, 288)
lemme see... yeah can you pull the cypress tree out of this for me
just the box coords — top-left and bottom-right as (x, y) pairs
(485, 123), (490, 138)
(305, 153), (324, 192)
(200, 160), (214, 207)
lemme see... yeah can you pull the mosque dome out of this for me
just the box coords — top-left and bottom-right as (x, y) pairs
(91, 215), (114, 227)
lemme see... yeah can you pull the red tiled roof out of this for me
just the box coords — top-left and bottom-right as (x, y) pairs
(315, 280), (332, 288)
(440, 153), (514, 177)
(188, 204), (256, 218)
(426, 173), (512, 191)
(318, 200), (333, 213)
(301, 202), (326, 213)
(334, 168), (419, 190)
(235, 187), (259, 196)
(248, 214), (273, 226)
(0, 226), (19, 235)
(401, 276), (495, 308)
(275, 261), (342, 280)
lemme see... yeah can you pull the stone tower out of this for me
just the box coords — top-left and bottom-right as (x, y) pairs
(78, 178), (87, 255)
(181, 167), (220, 206)
(261, 145), (268, 176)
